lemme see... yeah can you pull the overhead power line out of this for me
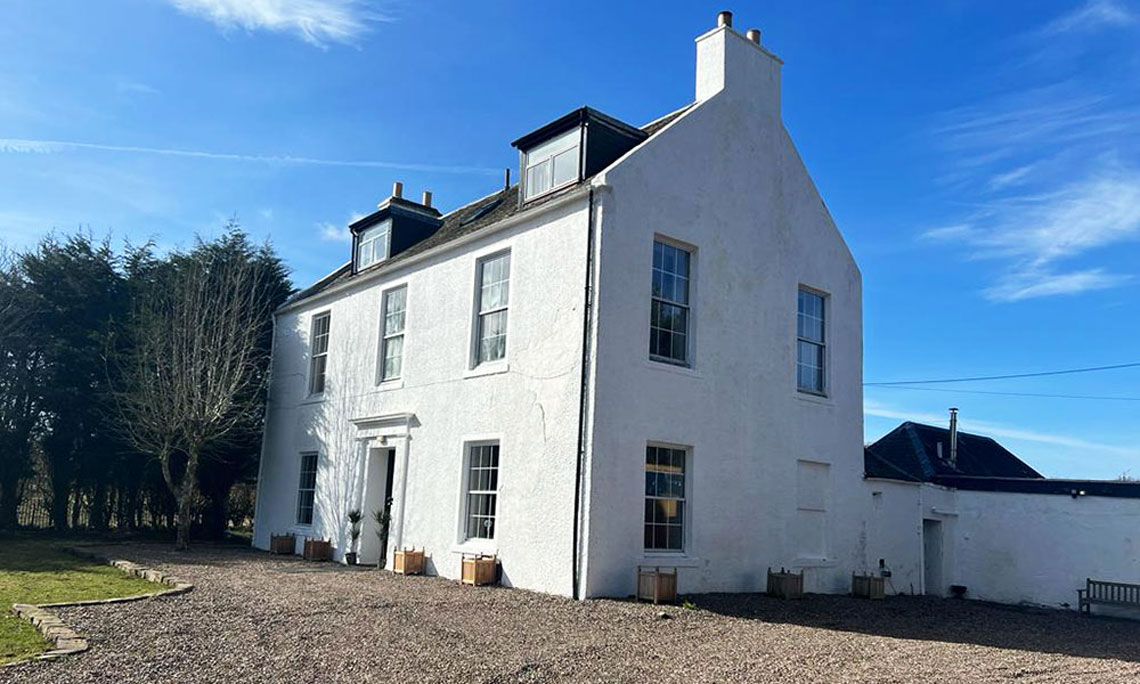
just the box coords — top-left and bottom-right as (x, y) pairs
(864, 362), (1140, 387)
(870, 385), (1140, 402)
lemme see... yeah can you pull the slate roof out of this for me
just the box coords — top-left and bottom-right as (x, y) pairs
(285, 103), (694, 309)
(864, 421), (1043, 482)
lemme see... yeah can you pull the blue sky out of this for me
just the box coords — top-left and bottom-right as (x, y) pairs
(2, 0), (1138, 478)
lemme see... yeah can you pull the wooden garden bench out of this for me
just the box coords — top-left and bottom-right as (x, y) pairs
(1078, 578), (1140, 615)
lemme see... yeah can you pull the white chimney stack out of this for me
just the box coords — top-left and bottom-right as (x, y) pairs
(392, 181), (403, 198)
(421, 190), (433, 208)
(695, 10), (783, 118)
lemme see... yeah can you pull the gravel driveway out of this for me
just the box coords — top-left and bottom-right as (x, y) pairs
(4, 544), (1140, 683)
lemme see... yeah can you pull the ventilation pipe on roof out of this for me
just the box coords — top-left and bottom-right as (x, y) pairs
(717, 10), (733, 28)
(746, 28), (761, 44)
(949, 408), (959, 466)
(421, 190), (433, 208)
(392, 181), (403, 199)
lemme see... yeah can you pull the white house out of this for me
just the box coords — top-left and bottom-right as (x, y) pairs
(253, 11), (866, 599)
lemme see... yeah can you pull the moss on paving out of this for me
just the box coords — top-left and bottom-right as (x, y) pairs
(0, 539), (157, 666)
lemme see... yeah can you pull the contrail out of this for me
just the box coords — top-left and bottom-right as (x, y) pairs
(0, 137), (501, 176)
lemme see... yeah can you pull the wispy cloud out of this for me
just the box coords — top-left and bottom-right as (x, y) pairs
(933, 167), (1140, 301)
(318, 221), (351, 243)
(865, 398), (1140, 459)
(0, 137), (500, 175)
(166, 0), (390, 47)
(1037, 0), (1137, 37)
(925, 3), (1140, 302)
(988, 164), (1035, 190)
(925, 168), (1140, 301)
(115, 80), (160, 96)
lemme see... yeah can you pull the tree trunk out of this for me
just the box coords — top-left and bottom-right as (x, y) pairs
(49, 465), (70, 532)
(0, 470), (19, 531)
(91, 480), (108, 531)
(70, 490), (82, 529)
(174, 445), (200, 551)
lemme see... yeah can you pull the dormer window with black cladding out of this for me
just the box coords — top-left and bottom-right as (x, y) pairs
(512, 107), (648, 204)
(350, 184), (443, 274)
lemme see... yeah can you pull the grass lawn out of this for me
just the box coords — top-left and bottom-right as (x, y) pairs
(0, 538), (158, 666)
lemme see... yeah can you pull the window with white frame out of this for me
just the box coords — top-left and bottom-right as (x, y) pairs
(296, 452), (318, 526)
(308, 312), (331, 395)
(523, 128), (580, 200)
(356, 219), (391, 271)
(463, 443), (499, 540)
(649, 240), (691, 365)
(379, 286), (407, 382)
(474, 251), (510, 366)
(797, 288), (826, 394)
(644, 445), (687, 551)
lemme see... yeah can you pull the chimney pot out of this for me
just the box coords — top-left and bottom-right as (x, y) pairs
(422, 190), (433, 208)
(746, 28), (761, 44)
(392, 181), (403, 198)
(717, 10), (733, 28)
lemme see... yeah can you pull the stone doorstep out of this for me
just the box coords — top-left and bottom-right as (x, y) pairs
(2, 549), (196, 669)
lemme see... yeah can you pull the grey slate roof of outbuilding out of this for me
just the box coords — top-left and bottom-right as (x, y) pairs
(864, 421), (1043, 482)
(285, 103), (694, 308)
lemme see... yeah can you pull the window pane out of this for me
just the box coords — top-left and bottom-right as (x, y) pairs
(309, 355), (327, 394)
(649, 241), (692, 365)
(382, 335), (403, 380)
(551, 147), (578, 187)
(465, 444), (500, 541)
(526, 160), (551, 199)
(644, 446), (686, 551)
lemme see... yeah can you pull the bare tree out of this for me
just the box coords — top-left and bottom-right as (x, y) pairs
(116, 248), (276, 549)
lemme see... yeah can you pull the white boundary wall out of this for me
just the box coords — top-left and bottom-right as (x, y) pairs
(861, 478), (1140, 610)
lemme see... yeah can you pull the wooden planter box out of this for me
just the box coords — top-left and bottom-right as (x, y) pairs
(461, 554), (498, 586)
(852, 573), (885, 600)
(636, 567), (678, 604)
(269, 534), (295, 555)
(393, 548), (425, 575)
(302, 538), (332, 562)
(767, 567), (804, 600)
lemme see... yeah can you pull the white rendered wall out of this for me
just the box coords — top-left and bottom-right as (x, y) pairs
(580, 26), (864, 597)
(857, 480), (957, 597)
(859, 479), (1140, 609)
(254, 197), (590, 597)
(954, 490), (1140, 609)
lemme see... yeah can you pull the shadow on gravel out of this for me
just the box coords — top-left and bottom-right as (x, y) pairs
(688, 593), (1140, 663)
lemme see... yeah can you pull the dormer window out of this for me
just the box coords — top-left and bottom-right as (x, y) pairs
(523, 127), (581, 201)
(513, 107), (648, 205)
(356, 219), (391, 270)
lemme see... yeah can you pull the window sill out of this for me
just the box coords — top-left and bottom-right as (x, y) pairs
(644, 359), (701, 379)
(795, 391), (833, 407)
(463, 362), (509, 379)
(640, 555), (702, 568)
(450, 540), (497, 556)
(375, 378), (404, 392)
(298, 395), (326, 406)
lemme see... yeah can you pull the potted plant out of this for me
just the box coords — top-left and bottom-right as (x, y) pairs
(345, 509), (363, 565)
(372, 505), (391, 569)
